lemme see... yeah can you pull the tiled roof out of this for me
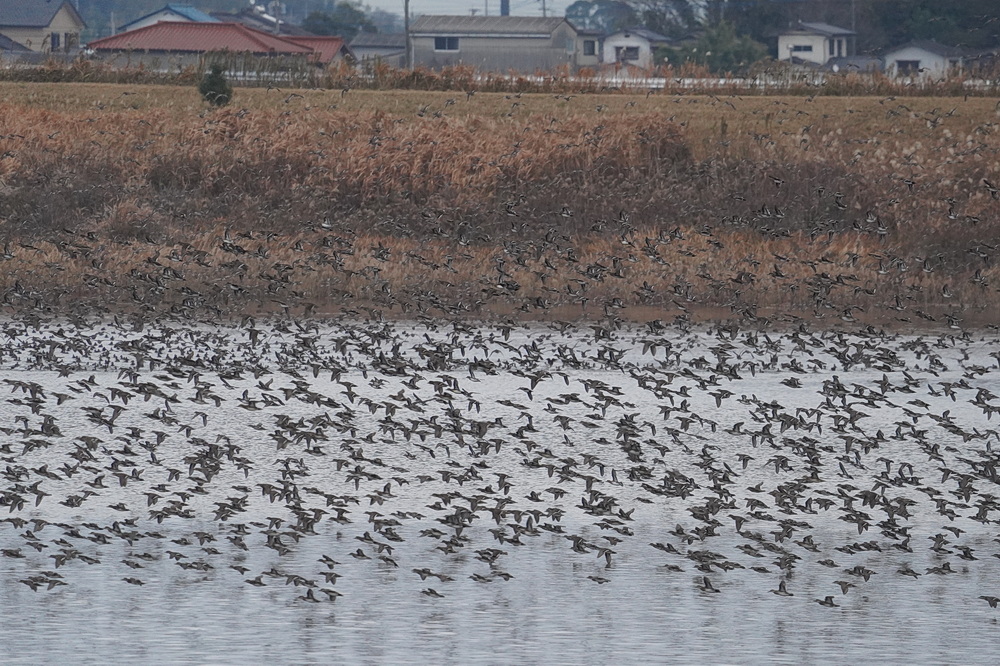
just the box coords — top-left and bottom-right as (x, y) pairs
(884, 39), (965, 58)
(0, 33), (30, 51)
(163, 4), (218, 22)
(609, 27), (672, 44)
(210, 10), (314, 37)
(87, 22), (314, 55)
(792, 22), (855, 37)
(350, 32), (406, 49)
(410, 15), (569, 36)
(283, 36), (353, 63)
(120, 4), (220, 31)
(0, 0), (85, 28)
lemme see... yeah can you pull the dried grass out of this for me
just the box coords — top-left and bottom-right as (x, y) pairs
(1, 83), (999, 325)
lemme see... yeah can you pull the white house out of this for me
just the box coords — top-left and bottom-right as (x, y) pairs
(777, 22), (854, 65)
(602, 28), (671, 69)
(0, 0), (86, 53)
(118, 4), (219, 34)
(883, 40), (963, 78)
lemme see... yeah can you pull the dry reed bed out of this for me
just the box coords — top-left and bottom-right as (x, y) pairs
(1, 86), (999, 323)
(5, 58), (1000, 98)
(0, 103), (687, 217)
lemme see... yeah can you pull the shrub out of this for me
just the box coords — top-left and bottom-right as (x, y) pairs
(199, 64), (233, 107)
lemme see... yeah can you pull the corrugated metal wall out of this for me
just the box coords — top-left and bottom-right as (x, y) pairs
(413, 33), (579, 73)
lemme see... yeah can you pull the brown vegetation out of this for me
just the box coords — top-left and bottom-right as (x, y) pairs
(4, 57), (1000, 98)
(1, 83), (999, 326)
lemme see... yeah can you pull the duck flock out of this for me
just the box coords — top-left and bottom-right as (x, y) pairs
(1, 309), (1000, 646)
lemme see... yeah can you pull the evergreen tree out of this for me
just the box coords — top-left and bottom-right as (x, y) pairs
(199, 64), (233, 107)
(565, 1), (637, 33)
(658, 21), (767, 74)
(302, 2), (377, 41)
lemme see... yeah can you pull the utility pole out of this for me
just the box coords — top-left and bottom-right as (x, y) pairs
(404, 0), (412, 70)
(540, 0), (547, 17)
(850, 0), (856, 56)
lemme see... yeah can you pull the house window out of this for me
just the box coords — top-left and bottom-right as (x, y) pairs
(583, 40), (596, 56)
(65, 33), (74, 50)
(829, 40), (835, 56)
(434, 37), (459, 51)
(791, 44), (813, 53)
(896, 60), (920, 75)
(50, 32), (60, 50)
(615, 46), (639, 61)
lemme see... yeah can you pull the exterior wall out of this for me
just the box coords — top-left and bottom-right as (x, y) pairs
(777, 33), (828, 65)
(93, 50), (318, 77)
(575, 36), (600, 69)
(94, 50), (202, 72)
(353, 47), (406, 69)
(602, 34), (654, 68)
(1, 7), (83, 52)
(884, 47), (954, 77)
(412, 34), (575, 73)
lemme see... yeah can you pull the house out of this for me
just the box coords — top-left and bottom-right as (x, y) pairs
(965, 48), (1000, 76)
(882, 40), (963, 78)
(822, 55), (883, 74)
(118, 4), (219, 34)
(777, 22), (854, 65)
(87, 21), (354, 70)
(86, 22), (316, 70)
(409, 15), (600, 73)
(210, 7), (314, 37)
(0, 32), (33, 57)
(281, 36), (355, 65)
(0, 0), (86, 53)
(602, 28), (670, 69)
(350, 32), (407, 68)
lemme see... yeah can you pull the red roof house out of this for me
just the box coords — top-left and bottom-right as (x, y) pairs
(87, 22), (315, 56)
(282, 36), (354, 64)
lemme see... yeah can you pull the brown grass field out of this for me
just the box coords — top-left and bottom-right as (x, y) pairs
(1, 81), (999, 327)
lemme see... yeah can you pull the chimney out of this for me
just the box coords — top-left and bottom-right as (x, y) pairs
(500, 0), (510, 16)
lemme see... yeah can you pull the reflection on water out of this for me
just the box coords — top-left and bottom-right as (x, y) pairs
(1, 317), (1000, 663)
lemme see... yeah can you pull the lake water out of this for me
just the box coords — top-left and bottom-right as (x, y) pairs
(2, 316), (1000, 663)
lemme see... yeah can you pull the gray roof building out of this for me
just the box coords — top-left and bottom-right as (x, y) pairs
(350, 32), (406, 68)
(0, 0), (84, 27)
(409, 15), (600, 73)
(0, 0), (85, 53)
(410, 15), (569, 37)
(793, 22), (855, 38)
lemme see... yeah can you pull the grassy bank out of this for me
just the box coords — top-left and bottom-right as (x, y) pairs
(1, 82), (998, 326)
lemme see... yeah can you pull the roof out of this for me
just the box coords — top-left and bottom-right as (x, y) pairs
(210, 10), (314, 37)
(883, 39), (965, 59)
(785, 22), (855, 37)
(0, 33), (30, 51)
(120, 4), (220, 31)
(350, 32), (406, 49)
(282, 36), (353, 63)
(410, 15), (570, 36)
(0, 0), (85, 28)
(607, 27), (672, 44)
(823, 55), (884, 72)
(87, 22), (314, 55)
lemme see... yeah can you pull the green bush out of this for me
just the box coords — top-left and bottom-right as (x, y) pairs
(198, 64), (233, 106)
(657, 22), (768, 75)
